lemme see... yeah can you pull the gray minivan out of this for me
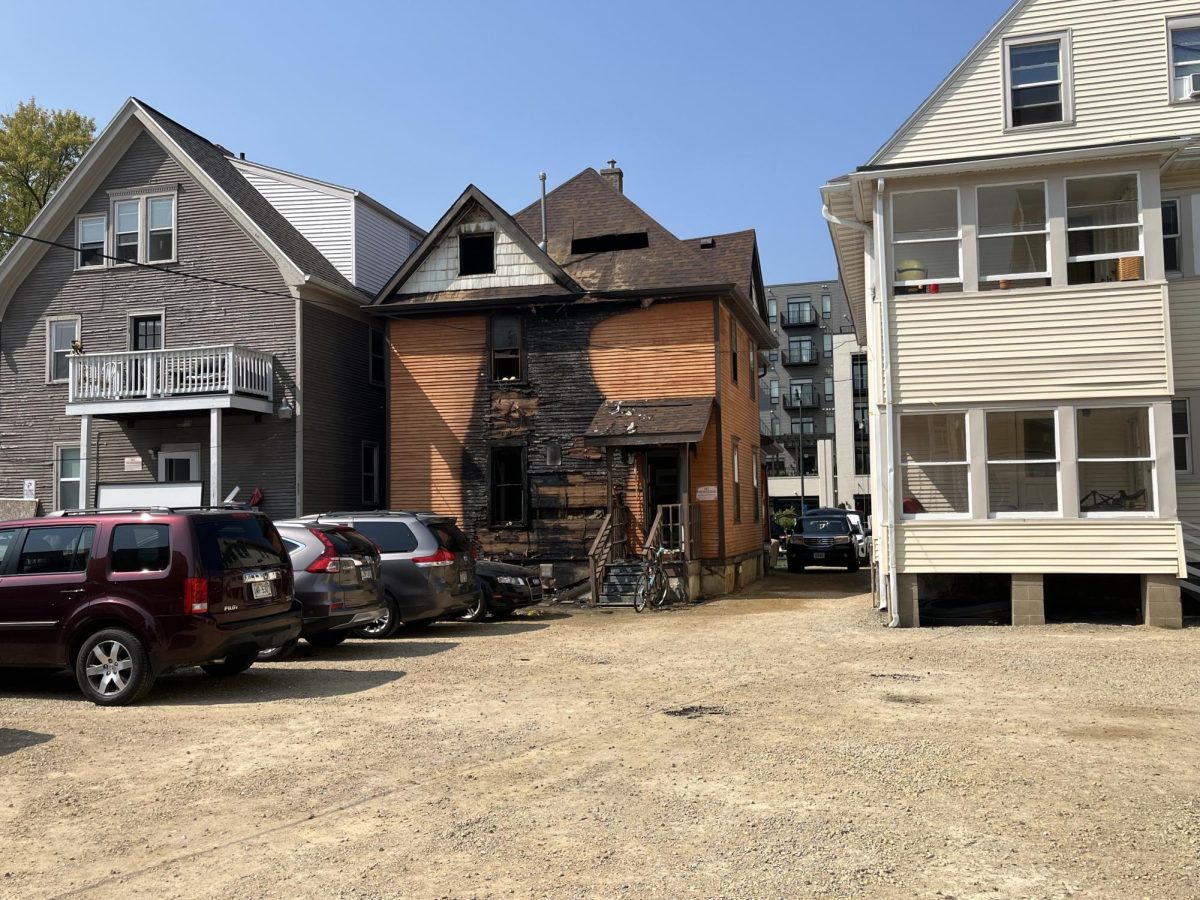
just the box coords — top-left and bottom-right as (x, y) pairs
(297, 511), (480, 637)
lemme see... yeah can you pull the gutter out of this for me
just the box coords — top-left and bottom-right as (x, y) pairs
(871, 178), (900, 627)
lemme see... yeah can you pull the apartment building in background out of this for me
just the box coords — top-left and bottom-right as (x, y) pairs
(823, 0), (1199, 628)
(759, 280), (869, 516)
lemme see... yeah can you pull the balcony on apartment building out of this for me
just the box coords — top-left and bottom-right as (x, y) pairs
(782, 347), (819, 367)
(65, 344), (276, 417)
(782, 387), (821, 410)
(780, 305), (818, 328)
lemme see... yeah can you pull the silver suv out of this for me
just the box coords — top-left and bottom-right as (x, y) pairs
(296, 511), (480, 638)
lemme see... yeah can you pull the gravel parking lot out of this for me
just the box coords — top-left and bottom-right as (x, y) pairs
(2, 571), (1199, 899)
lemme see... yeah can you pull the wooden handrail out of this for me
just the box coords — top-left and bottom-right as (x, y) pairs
(588, 513), (614, 608)
(643, 507), (664, 559)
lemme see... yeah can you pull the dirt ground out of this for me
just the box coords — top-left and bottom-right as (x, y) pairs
(1, 571), (1199, 900)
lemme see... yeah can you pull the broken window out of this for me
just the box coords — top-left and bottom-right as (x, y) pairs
(459, 232), (495, 276)
(490, 446), (527, 526)
(491, 314), (522, 382)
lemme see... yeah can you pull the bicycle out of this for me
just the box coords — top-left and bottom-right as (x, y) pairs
(634, 546), (682, 612)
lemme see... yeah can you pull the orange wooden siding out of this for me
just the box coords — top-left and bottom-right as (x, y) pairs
(387, 316), (486, 522)
(718, 303), (765, 559)
(587, 300), (716, 398)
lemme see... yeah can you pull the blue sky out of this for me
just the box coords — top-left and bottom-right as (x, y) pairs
(4, 0), (1011, 284)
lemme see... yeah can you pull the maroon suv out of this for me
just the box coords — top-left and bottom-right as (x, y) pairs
(0, 508), (300, 705)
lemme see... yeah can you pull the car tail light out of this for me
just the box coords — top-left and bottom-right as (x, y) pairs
(414, 547), (455, 568)
(184, 577), (209, 615)
(306, 528), (344, 573)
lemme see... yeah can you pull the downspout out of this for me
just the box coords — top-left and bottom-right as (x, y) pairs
(873, 178), (901, 627)
(294, 294), (304, 517)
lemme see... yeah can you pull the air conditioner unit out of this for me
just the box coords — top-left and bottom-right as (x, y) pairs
(1190, 72), (1200, 99)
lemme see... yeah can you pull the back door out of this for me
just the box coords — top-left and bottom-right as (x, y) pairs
(194, 514), (294, 624)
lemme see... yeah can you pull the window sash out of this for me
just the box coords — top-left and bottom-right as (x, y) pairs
(115, 200), (139, 262)
(1174, 398), (1191, 474)
(1006, 37), (1067, 127)
(56, 445), (81, 511)
(1163, 200), (1182, 273)
(48, 318), (78, 382)
(1170, 23), (1200, 100)
(1065, 173), (1142, 265)
(77, 216), (106, 268)
(146, 196), (175, 263)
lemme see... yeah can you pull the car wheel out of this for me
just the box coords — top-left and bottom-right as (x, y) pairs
(352, 593), (401, 640)
(305, 631), (349, 648)
(258, 639), (297, 662)
(201, 650), (256, 678)
(460, 587), (490, 622)
(75, 628), (156, 706)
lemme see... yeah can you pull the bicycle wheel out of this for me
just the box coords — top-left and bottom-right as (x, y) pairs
(650, 567), (669, 608)
(633, 572), (650, 612)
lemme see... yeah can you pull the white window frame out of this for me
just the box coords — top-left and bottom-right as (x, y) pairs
(113, 199), (140, 266)
(145, 194), (177, 264)
(126, 309), (165, 351)
(158, 444), (201, 484)
(46, 315), (80, 384)
(1174, 397), (1192, 476)
(899, 412), (971, 521)
(975, 179), (1052, 284)
(820, 294), (832, 319)
(75, 214), (107, 270)
(1167, 16), (1200, 104)
(54, 443), (82, 512)
(984, 408), (1062, 519)
(1003, 31), (1074, 131)
(890, 187), (963, 289)
(1162, 198), (1183, 276)
(361, 441), (380, 506)
(1076, 406), (1156, 518)
(1065, 171), (1144, 274)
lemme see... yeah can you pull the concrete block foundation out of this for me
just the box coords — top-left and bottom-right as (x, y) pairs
(1142, 574), (1183, 629)
(1011, 574), (1045, 626)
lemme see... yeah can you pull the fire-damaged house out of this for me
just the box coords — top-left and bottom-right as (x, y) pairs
(373, 162), (774, 600)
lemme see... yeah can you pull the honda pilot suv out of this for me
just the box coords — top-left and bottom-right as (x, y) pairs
(0, 508), (300, 705)
(298, 511), (480, 638)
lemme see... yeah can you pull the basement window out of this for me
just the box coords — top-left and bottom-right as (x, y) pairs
(459, 232), (495, 276)
(490, 446), (527, 526)
(490, 314), (523, 382)
(569, 232), (648, 255)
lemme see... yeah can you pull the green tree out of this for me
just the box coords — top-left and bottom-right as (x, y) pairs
(0, 99), (95, 257)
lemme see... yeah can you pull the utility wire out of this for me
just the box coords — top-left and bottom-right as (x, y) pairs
(0, 226), (851, 358)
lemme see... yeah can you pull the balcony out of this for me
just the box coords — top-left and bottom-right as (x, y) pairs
(66, 344), (276, 417)
(780, 307), (818, 328)
(783, 388), (820, 410)
(782, 348), (819, 367)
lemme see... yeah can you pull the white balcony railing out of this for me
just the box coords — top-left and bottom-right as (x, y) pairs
(68, 345), (274, 404)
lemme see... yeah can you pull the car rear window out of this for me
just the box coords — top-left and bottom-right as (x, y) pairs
(333, 529), (379, 557)
(352, 521), (418, 553)
(111, 524), (171, 573)
(427, 521), (470, 552)
(803, 518), (850, 535)
(195, 515), (288, 571)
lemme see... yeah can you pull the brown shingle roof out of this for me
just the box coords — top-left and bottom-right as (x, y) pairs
(513, 169), (757, 299)
(584, 396), (714, 447)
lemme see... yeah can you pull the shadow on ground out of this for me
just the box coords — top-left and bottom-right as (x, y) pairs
(282, 640), (459, 662)
(0, 727), (54, 757)
(0, 666), (405, 706)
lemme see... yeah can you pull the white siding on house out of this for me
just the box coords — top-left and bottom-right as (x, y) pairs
(877, 0), (1200, 166)
(890, 282), (1172, 405)
(399, 207), (554, 295)
(355, 200), (418, 296)
(237, 167), (355, 284)
(897, 520), (1185, 575)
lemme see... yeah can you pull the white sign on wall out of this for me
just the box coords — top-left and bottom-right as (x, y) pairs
(22, 479), (35, 500)
(124, 456), (143, 473)
(695, 485), (718, 502)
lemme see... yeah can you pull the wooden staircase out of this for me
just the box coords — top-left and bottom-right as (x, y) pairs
(599, 559), (644, 607)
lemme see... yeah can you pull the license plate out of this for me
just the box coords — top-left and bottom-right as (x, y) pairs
(813, 552), (826, 560)
(251, 581), (273, 600)
(459, 571), (468, 584)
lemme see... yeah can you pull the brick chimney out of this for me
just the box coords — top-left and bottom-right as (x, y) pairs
(600, 159), (624, 194)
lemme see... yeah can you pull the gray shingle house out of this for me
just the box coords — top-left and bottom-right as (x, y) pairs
(0, 98), (423, 519)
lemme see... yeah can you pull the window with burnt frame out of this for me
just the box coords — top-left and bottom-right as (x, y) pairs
(491, 314), (523, 382)
(490, 446), (527, 526)
(459, 232), (495, 276)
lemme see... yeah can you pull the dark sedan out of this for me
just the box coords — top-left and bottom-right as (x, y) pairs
(466, 559), (545, 621)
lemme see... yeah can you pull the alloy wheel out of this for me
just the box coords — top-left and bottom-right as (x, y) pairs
(85, 640), (134, 697)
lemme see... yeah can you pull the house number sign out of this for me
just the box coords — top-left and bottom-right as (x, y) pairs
(695, 485), (718, 502)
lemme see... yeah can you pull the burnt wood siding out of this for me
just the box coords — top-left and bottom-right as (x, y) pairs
(389, 298), (722, 580)
(302, 303), (387, 512)
(0, 129), (298, 518)
(719, 303), (765, 558)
